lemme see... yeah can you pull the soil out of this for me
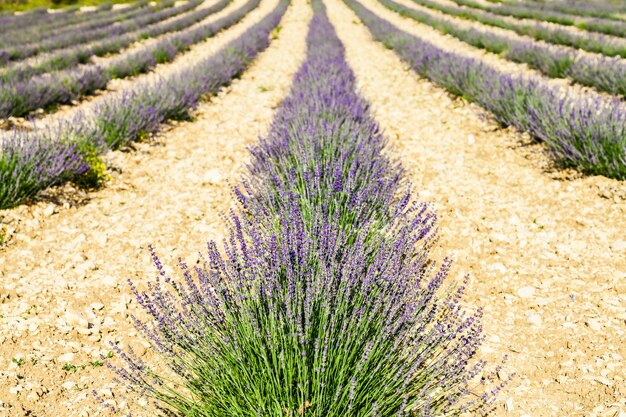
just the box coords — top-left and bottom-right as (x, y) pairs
(1, 0), (625, 416)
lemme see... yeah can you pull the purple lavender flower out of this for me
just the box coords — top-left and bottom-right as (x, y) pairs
(110, 2), (507, 416)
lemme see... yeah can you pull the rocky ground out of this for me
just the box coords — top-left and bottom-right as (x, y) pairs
(1, 0), (625, 416)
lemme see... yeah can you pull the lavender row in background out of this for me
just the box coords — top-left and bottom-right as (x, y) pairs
(0, 0), (250, 119)
(450, 0), (626, 39)
(0, 0), (203, 64)
(348, 0), (626, 179)
(0, 1), (116, 33)
(0, 0), (219, 82)
(110, 1), (505, 416)
(0, 0), (287, 209)
(488, 0), (626, 20)
(381, 0), (626, 97)
(412, 0), (626, 59)
(0, 0), (157, 49)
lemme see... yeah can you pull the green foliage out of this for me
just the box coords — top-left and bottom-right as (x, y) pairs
(72, 138), (109, 189)
(0, 225), (8, 247)
(62, 363), (78, 372)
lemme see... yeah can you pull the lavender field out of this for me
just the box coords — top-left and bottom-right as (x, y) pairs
(0, 0), (625, 416)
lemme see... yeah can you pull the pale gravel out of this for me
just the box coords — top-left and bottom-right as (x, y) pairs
(0, 0), (310, 414)
(326, 0), (626, 416)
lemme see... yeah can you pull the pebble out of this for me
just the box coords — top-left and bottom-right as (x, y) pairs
(586, 319), (602, 332)
(61, 382), (75, 390)
(202, 169), (223, 184)
(517, 286), (535, 299)
(528, 314), (542, 327)
(57, 352), (74, 363)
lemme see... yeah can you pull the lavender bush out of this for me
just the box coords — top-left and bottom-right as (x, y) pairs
(381, 0), (626, 97)
(348, 0), (626, 179)
(87, 0), (270, 150)
(0, 127), (89, 209)
(108, 2), (507, 416)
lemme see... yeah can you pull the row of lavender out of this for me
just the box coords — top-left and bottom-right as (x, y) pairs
(0, 0), (226, 84)
(0, 0), (249, 118)
(451, 0), (626, 38)
(484, 0), (626, 20)
(0, 0), (283, 210)
(0, 1), (121, 33)
(108, 1), (506, 415)
(418, 0), (626, 59)
(356, 0), (626, 179)
(0, 0), (153, 49)
(381, 0), (626, 97)
(0, 0), (200, 64)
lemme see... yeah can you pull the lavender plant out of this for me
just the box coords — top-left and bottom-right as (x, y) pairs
(108, 2), (507, 416)
(86, 0), (272, 150)
(381, 0), (626, 97)
(347, 0), (626, 179)
(0, 127), (89, 209)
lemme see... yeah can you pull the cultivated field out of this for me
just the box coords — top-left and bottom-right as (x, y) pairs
(0, 0), (625, 416)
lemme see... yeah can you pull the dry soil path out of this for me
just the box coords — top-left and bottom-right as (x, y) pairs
(0, 0), (310, 415)
(327, 0), (626, 416)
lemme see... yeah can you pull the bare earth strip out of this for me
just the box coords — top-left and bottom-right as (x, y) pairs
(0, 0), (310, 415)
(326, 0), (626, 416)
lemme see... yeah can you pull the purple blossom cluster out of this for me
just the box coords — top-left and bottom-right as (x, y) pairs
(348, 0), (626, 179)
(0, 126), (89, 209)
(0, 0), (288, 209)
(0, 0), (239, 118)
(109, 1), (507, 416)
